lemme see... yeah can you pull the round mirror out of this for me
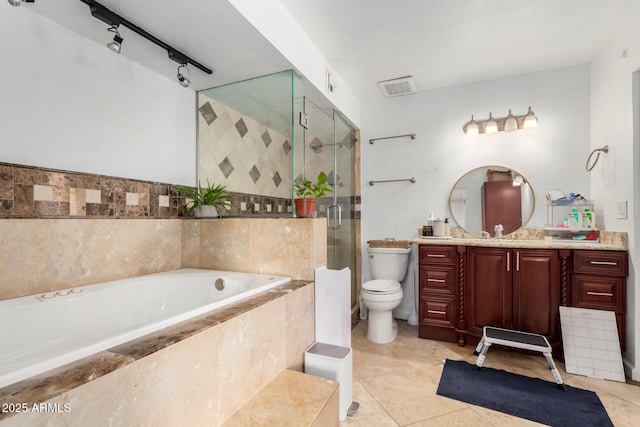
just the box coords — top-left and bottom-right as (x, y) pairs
(448, 165), (535, 237)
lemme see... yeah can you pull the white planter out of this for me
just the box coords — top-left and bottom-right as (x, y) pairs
(194, 205), (219, 218)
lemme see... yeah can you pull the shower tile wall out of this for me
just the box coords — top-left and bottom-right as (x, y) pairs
(198, 95), (292, 209)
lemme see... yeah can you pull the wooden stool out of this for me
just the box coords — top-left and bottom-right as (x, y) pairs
(473, 326), (566, 390)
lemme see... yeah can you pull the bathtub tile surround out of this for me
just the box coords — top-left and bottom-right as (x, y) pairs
(1, 215), (325, 301)
(0, 280), (314, 426)
(194, 218), (327, 279)
(0, 219), (183, 300)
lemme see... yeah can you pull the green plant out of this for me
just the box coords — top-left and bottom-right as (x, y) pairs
(293, 171), (333, 199)
(174, 180), (232, 217)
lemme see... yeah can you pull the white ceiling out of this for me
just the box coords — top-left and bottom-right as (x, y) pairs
(280, 0), (631, 99)
(21, 0), (632, 101)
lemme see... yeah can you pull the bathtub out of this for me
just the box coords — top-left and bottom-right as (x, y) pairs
(0, 268), (290, 389)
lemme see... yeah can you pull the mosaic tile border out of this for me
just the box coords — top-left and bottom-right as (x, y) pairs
(0, 163), (300, 219)
(0, 163), (362, 219)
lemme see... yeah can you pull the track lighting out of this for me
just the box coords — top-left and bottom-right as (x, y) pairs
(177, 64), (191, 88)
(106, 25), (123, 54)
(463, 107), (538, 135)
(7, 0), (34, 6)
(82, 0), (212, 79)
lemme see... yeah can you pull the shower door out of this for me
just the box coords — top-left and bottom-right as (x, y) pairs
(299, 98), (357, 309)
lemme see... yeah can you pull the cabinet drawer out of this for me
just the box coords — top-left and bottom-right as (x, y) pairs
(420, 266), (455, 294)
(573, 250), (628, 276)
(419, 245), (456, 265)
(420, 296), (455, 327)
(572, 274), (625, 312)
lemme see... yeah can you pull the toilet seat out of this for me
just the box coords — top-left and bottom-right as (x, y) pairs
(362, 279), (401, 295)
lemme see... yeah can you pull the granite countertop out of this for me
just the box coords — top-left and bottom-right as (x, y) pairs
(412, 230), (628, 251)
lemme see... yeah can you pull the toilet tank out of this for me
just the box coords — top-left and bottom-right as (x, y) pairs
(368, 247), (411, 281)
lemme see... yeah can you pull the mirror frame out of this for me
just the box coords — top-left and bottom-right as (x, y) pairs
(448, 165), (536, 237)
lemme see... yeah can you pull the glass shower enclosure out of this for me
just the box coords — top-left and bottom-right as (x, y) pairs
(197, 70), (360, 313)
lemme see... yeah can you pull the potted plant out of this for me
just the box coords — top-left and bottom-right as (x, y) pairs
(174, 180), (232, 218)
(293, 171), (332, 218)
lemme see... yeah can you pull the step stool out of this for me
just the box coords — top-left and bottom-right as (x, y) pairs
(473, 326), (566, 391)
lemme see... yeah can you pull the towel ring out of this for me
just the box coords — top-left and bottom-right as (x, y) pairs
(585, 145), (609, 171)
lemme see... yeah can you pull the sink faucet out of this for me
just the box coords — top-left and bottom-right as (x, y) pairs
(494, 224), (504, 239)
(479, 231), (490, 238)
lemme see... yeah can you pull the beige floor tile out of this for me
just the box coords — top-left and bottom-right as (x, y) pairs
(405, 407), (494, 427)
(360, 371), (468, 425)
(346, 320), (640, 426)
(341, 380), (398, 427)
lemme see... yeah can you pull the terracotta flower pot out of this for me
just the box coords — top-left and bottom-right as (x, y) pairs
(294, 198), (317, 218)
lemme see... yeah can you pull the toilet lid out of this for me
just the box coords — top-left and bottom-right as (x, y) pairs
(362, 279), (401, 293)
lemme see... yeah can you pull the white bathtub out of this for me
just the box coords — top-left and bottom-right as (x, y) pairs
(0, 268), (290, 389)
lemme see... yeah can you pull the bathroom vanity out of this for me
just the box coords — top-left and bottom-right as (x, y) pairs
(415, 238), (628, 357)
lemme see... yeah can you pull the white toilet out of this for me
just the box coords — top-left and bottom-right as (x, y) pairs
(361, 246), (411, 343)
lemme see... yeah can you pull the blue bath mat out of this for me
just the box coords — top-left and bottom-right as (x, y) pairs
(436, 359), (613, 427)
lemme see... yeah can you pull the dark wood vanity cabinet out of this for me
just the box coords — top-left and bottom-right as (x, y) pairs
(466, 247), (560, 349)
(571, 250), (628, 351)
(418, 244), (628, 356)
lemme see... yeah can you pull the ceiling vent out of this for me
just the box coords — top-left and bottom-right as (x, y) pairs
(377, 76), (418, 97)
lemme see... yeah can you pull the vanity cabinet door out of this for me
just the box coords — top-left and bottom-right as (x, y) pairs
(466, 247), (511, 337)
(466, 247), (560, 352)
(512, 249), (560, 341)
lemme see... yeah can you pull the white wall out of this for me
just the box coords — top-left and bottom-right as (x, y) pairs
(590, 1), (640, 379)
(361, 64), (591, 244)
(0, 3), (196, 186)
(228, 0), (361, 128)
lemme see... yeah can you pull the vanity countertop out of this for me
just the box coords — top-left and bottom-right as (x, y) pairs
(413, 230), (627, 251)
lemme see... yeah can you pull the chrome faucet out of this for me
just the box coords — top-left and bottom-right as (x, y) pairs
(479, 231), (490, 238)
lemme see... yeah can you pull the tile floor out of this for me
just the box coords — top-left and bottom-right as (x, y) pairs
(342, 320), (640, 426)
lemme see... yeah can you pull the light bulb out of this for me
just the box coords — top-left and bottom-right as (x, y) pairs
(523, 106), (538, 129)
(485, 113), (498, 134)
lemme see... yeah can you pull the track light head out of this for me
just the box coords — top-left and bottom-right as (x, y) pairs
(177, 64), (191, 88)
(106, 26), (123, 54)
(7, 0), (35, 6)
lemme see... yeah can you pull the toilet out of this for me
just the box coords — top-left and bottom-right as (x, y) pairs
(361, 245), (411, 343)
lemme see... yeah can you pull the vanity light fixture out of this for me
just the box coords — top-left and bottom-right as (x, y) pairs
(463, 106), (538, 135)
(7, 0), (34, 6)
(106, 25), (123, 54)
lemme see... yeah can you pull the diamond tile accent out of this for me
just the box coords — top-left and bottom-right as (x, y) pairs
(249, 165), (261, 183)
(282, 139), (291, 155)
(235, 118), (248, 138)
(272, 171), (282, 188)
(219, 157), (235, 179)
(262, 130), (272, 147)
(199, 102), (218, 125)
(310, 137), (323, 153)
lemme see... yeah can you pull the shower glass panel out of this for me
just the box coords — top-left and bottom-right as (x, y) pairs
(197, 70), (301, 212)
(197, 70), (358, 313)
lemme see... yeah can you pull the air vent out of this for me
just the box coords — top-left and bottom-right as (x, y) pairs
(377, 76), (418, 97)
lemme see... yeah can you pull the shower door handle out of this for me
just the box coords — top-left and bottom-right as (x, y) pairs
(327, 204), (342, 230)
